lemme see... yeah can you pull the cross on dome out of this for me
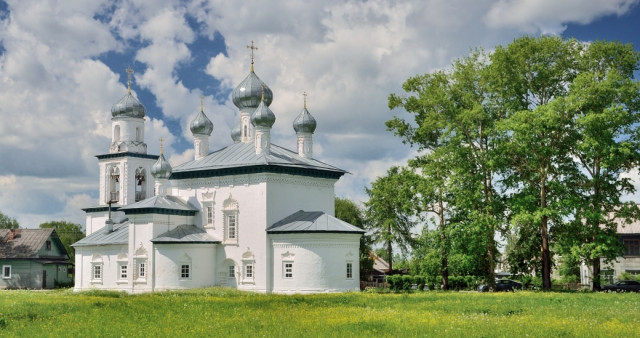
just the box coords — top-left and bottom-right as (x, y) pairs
(159, 137), (164, 154)
(200, 95), (204, 112)
(126, 66), (134, 94)
(303, 92), (307, 109)
(247, 40), (258, 71)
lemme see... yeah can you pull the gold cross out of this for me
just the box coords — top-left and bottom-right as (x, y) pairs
(200, 95), (204, 112)
(159, 137), (164, 154)
(247, 40), (258, 71)
(303, 92), (308, 109)
(126, 66), (134, 94)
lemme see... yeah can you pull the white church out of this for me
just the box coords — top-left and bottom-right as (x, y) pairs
(72, 50), (364, 294)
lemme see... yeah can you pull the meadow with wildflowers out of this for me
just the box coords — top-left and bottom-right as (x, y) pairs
(0, 288), (639, 337)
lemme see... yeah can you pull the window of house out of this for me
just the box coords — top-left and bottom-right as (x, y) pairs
(601, 269), (615, 285)
(119, 265), (128, 280)
(223, 195), (239, 244)
(46, 240), (52, 250)
(228, 265), (235, 278)
(138, 262), (146, 279)
(2, 265), (11, 279)
(283, 262), (293, 279)
(181, 264), (190, 279)
(623, 238), (640, 256)
(93, 265), (102, 281)
(227, 214), (237, 240)
(244, 264), (253, 279)
(346, 262), (353, 279)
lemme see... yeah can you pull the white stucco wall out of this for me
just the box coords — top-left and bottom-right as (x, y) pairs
(153, 244), (216, 290)
(270, 233), (361, 294)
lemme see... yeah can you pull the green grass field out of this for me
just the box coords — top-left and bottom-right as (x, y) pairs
(1, 288), (639, 337)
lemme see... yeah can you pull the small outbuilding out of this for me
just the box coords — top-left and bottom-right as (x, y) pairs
(0, 229), (73, 289)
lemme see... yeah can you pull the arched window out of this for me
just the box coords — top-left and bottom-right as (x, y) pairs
(108, 166), (120, 203)
(223, 194), (239, 244)
(114, 125), (120, 142)
(135, 167), (146, 201)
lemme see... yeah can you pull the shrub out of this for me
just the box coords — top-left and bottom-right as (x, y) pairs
(413, 275), (426, 291)
(401, 275), (413, 291)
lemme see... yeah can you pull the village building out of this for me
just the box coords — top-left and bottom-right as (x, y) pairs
(72, 51), (364, 293)
(0, 228), (72, 289)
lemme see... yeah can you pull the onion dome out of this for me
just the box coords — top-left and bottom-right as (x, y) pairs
(293, 106), (317, 133)
(151, 153), (172, 179)
(231, 119), (242, 143)
(111, 92), (146, 118)
(232, 71), (273, 109)
(251, 99), (276, 128)
(190, 102), (214, 136)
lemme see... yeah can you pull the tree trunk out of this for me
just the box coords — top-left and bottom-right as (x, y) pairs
(540, 176), (552, 291)
(592, 254), (601, 291)
(387, 239), (393, 273)
(439, 196), (448, 290)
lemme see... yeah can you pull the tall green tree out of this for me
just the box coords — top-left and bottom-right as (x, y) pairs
(492, 36), (582, 290)
(0, 211), (19, 229)
(364, 166), (418, 272)
(562, 40), (640, 290)
(387, 50), (504, 288)
(335, 197), (374, 280)
(39, 221), (85, 262)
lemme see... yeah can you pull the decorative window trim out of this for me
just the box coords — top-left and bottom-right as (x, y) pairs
(117, 264), (128, 283)
(203, 202), (215, 228)
(2, 265), (11, 279)
(223, 194), (239, 245)
(91, 264), (103, 283)
(283, 261), (293, 279)
(242, 248), (255, 284)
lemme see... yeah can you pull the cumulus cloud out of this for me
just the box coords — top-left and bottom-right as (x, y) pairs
(0, 0), (637, 228)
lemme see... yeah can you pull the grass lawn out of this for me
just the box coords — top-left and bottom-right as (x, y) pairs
(1, 288), (639, 337)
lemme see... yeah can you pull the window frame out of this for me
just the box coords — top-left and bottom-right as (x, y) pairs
(623, 238), (640, 257)
(119, 264), (128, 280)
(180, 264), (191, 280)
(346, 262), (353, 279)
(2, 265), (11, 279)
(283, 261), (293, 279)
(138, 262), (146, 279)
(92, 264), (103, 281)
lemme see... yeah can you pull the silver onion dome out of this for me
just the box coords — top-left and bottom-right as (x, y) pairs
(151, 153), (172, 179)
(232, 71), (273, 109)
(231, 119), (242, 143)
(190, 110), (214, 136)
(293, 107), (317, 133)
(251, 100), (276, 128)
(111, 92), (146, 118)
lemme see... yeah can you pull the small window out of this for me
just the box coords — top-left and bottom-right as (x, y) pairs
(93, 265), (102, 280)
(245, 264), (253, 279)
(181, 264), (190, 279)
(623, 239), (640, 256)
(207, 206), (214, 225)
(346, 262), (353, 279)
(228, 265), (235, 278)
(2, 265), (11, 279)
(120, 265), (128, 279)
(138, 263), (146, 278)
(46, 240), (52, 250)
(283, 262), (293, 279)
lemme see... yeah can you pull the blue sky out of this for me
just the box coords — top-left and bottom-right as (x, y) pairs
(0, 0), (639, 228)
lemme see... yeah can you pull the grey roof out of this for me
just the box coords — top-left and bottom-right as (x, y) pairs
(616, 218), (640, 234)
(72, 220), (129, 247)
(172, 142), (346, 178)
(151, 224), (221, 244)
(232, 70), (273, 109)
(190, 110), (214, 136)
(118, 195), (198, 215)
(0, 229), (69, 260)
(267, 210), (365, 234)
(293, 107), (317, 133)
(111, 92), (146, 118)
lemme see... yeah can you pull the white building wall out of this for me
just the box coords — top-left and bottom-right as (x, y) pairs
(73, 244), (128, 291)
(153, 244), (216, 291)
(270, 233), (361, 294)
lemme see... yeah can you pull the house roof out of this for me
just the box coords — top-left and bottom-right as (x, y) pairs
(72, 221), (129, 247)
(171, 142), (347, 180)
(267, 210), (365, 234)
(0, 228), (68, 261)
(118, 195), (199, 216)
(151, 224), (221, 244)
(371, 252), (390, 273)
(616, 218), (640, 234)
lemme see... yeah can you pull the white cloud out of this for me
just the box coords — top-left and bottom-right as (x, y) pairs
(0, 0), (637, 228)
(485, 0), (639, 34)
